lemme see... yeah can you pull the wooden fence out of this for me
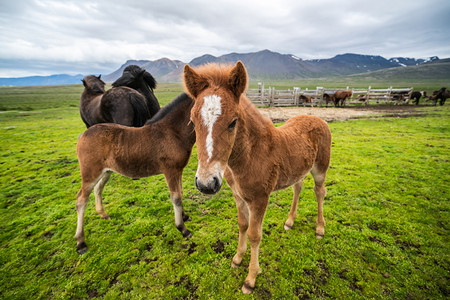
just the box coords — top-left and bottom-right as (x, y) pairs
(247, 83), (414, 107)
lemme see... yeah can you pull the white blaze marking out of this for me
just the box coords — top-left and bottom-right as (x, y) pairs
(201, 95), (222, 161)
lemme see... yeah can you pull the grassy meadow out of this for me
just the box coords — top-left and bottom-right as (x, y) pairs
(0, 82), (449, 299)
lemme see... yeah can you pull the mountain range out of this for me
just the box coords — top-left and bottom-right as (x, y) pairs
(0, 50), (444, 86)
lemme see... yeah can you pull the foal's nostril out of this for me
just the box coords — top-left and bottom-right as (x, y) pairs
(195, 176), (199, 189)
(213, 176), (220, 191)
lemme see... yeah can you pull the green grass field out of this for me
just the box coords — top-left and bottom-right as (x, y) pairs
(0, 83), (449, 299)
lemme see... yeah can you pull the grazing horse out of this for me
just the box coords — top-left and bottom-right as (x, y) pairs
(334, 90), (352, 106)
(80, 75), (152, 128)
(429, 87), (449, 106)
(183, 62), (332, 294)
(112, 65), (160, 117)
(75, 93), (195, 254)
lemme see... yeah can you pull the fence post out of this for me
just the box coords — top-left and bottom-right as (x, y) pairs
(269, 87), (274, 106)
(365, 86), (371, 105)
(406, 87), (413, 104)
(317, 87), (324, 107)
(387, 86), (392, 103)
(293, 87), (300, 106)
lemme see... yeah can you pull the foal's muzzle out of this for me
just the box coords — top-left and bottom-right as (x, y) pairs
(195, 175), (222, 195)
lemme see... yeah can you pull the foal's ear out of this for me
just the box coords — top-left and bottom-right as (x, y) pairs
(183, 64), (208, 99)
(229, 61), (247, 101)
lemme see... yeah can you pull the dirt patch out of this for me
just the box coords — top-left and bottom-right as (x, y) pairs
(258, 105), (429, 122)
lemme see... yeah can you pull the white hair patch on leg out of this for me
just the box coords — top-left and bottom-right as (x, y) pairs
(201, 95), (222, 161)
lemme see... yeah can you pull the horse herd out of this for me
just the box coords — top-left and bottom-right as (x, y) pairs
(77, 62), (332, 293)
(322, 88), (449, 107)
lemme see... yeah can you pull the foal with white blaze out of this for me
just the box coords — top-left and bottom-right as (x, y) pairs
(184, 62), (332, 294)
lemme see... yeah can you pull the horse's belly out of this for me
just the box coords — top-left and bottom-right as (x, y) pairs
(274, 165), (312, 191)
(111, 160), (162, 179)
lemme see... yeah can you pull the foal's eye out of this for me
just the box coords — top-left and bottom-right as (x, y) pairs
(228, 119), (237, 130)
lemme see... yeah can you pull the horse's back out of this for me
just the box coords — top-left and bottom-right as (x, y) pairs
(101, 87), (150, 126)
(282, 115), (330, 135)
(279, 114), (331, 172)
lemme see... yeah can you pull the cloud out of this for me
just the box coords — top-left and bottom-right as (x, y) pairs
(0, 0), (449, 77)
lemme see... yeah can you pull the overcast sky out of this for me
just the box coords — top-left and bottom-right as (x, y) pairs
(1, 0), (449, 77)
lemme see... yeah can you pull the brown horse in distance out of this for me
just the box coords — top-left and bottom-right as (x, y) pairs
(299, 94), (314, 107)
(75, 93), (195, 254)
(80, 75), (155, 128)
(323, 93), (336, 107)
(334, 90), (352, 106)
(183, 62), (332, 294)
(429, 87), (449, 106)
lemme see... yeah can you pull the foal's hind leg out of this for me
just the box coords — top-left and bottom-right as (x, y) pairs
(74, 183), (94, 254)
(75, 170), (108, 254)
(284, 180), (303, 230)
(94, 171), (112, 219)
(311, 167), (327, 238)
(164, 171), (191, 238)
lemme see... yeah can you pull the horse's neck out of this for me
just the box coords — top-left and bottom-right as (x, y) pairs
(138, 83), (160, 114)
(149, 98), (195, 145)
(81, 90), (101, 107)
(229, 97), (274, 166)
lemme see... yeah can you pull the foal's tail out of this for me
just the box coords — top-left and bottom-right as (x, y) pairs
(129, 94), (151, 127)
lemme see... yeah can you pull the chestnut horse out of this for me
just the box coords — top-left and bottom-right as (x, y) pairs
(183, 62), (332, 294)
(80, 75), (156, 128)
(334, 90), (352, 106)
(75, 93), (195, 254)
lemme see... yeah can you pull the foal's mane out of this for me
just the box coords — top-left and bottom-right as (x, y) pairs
(190, 63), (273, 128)
(190, 63), (236, 88)
(145, 92), (192, 124)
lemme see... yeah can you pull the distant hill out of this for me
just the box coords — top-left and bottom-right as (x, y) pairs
(102, 58), (185, 83)
(0, 50), (445, 86)
(104, 50), (442, 83)
(347, 58), (450, 81)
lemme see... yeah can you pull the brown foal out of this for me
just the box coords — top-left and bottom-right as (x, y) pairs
(183, 61), (332, 294)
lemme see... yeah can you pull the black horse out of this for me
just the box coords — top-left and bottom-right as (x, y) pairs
(112, 65), (160, 116)
(411, 91), (426, 105)
(80, 75), (152, 128)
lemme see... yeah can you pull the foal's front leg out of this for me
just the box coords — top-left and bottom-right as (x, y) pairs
(164, 171), (191, 238)
(241, 198), (268, 294)
(231, 194), (249, 268)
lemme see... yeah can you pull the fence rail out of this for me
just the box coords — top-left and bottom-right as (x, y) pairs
(247, 83), (414, 106)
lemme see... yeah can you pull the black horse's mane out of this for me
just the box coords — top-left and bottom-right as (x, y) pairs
(123, 65), (157, 90)
(146, 93), (192, 125)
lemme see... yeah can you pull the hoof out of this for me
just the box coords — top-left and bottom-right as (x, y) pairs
(231, 260), (241, 268)
(101, 214), (110, 220)
(284, 223), (293, 231)
(77, 242), (88, 254)
(183, 230), (192, 239)
(315, 233), (324, 239)
(242, 282), (254, 294)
